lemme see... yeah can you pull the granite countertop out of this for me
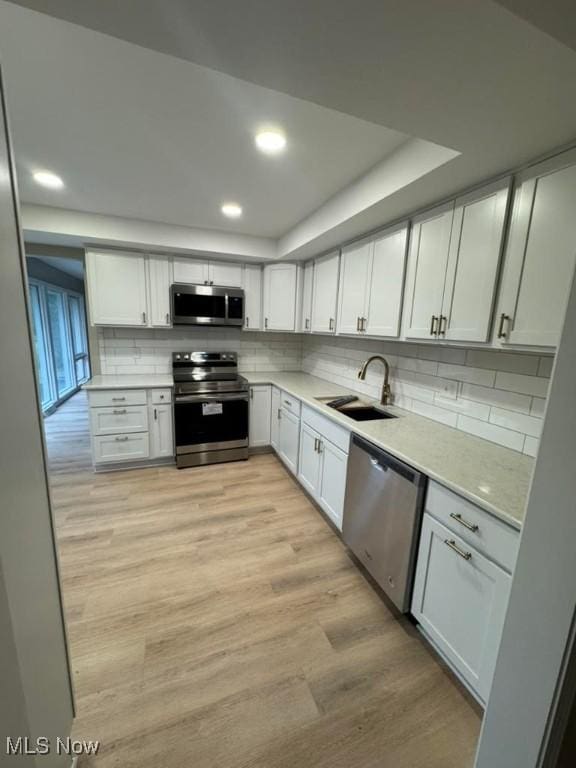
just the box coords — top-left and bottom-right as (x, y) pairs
(243, 372), (534, 529)
(83, 374), (173, 390)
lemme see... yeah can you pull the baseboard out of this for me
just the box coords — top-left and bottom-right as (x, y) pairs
(94, 457), (175, 473)
(248, 445), (273, 455)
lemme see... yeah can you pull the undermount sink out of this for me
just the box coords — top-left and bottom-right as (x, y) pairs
(337, 405), (397, 421)
(315, 395), (397, 421)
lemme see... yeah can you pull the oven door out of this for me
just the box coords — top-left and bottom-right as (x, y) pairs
(174, 392), (249, 455)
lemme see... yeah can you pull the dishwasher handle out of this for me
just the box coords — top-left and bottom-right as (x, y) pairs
(353, 434), (423, 486)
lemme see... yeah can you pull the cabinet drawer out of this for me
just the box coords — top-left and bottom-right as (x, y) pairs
(151, 388), (172, 404)
(88, 389), (147, 407)
(90, 405), (149, 436)
(93, 432), (150, 464)
(279, 390), (301, 417)
(301, 404), (351, 454)
(425, 481), (520, 572)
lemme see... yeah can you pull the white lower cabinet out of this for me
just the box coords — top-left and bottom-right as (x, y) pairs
(249, 385), (272, 447)
(412, 493), (517, 703)
(297, 406), (350, 531)
(150, 403), (173, 458)
(278, 406), (300, 474)
(317, 439), (348, 530)
(89, 387), (174, 469)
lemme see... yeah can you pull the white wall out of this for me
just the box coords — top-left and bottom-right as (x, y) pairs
(302, 335), (551, 455)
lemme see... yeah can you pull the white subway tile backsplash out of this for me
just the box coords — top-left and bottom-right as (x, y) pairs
(489, 407), (542, 438)
(465, 350), (539, 375)
(96, 327), (552, 456)
(437, 363), (496, 386)
(459, 383), (532, 414)
(456, 415), (526, 452)
(495, 371), (550, 398)
(410, 400), (458, 428)
(302, 336), (552, 455)
(538, 356), (554, 378)
(523, 436), (539, 458)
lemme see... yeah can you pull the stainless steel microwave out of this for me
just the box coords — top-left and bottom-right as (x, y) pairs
(171, 283), (244, 327)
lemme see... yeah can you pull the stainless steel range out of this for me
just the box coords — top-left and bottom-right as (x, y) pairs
(172, 351), (249, 468)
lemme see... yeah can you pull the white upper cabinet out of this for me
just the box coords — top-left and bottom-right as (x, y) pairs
(172, 257), (208, 284)
(495, 151), (576, 348)
(243, 264), (262, 331)
(441, 180), (510, 343)
(172, 258), (243, 287)
(403, 202), (454, 339)
(148, 255), (173, 327)
(300, 262), (314, 332)
(311, 251), (339, 333)
(337, 240), (371, 335)
(263, 263), (300, 331)
(86, 250), (148, 327)
(338, 224), (408, 338)
(208, 261), (243, 287)
(364, 224), (408, 337)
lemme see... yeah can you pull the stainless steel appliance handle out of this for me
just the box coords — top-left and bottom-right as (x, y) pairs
(450, 512), (479, 532)
(444, 539), (472, 561)
(175, 392), (249, 403)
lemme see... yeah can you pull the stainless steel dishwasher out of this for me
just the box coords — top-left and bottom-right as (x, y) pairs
(343, 434), (427, 612)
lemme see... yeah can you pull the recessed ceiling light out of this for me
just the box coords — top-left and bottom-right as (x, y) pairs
(33, 170), (64, 189)
(255, 130), (287, 155)
(221, 202), (243, 219)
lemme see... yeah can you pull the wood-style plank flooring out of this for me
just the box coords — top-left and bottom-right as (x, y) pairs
(44, 391), (481, 768)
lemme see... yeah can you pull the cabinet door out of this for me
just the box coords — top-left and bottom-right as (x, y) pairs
(441, 181), (510, 343)
(278, 408), (300, 475)
(150, 403), (174, 458)
(243, 264), (262, 331)
(496, 153), (576, 347)
(403, 203), (454, 340)
(270, 387), (281, 450)
(173, 257), (208, 284)
(263, 264), (298, 331)
(337, 241), (371, 335)
(249, 385), (271, 447)
(311, 251), (340, 333)
(300, 262), (314, 332)
(412, 514), (512, 702)
(209, 261), (244, 287)
(365, 223), (408, 337)
(318, 439), (348, 531)
(86, 250), (148, 326)
(148, 255), (173, 327)
(298, 422), (322, 496)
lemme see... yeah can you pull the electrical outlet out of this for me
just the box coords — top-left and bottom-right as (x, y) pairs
(438, 379), (458, 400)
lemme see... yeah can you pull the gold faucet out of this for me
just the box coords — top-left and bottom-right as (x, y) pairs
(358, 355), (392, 406)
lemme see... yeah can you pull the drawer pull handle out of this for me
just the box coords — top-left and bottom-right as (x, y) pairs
(444, 539), (472, 561)
(115, 436), (129, 442)
(498, 313), (510, 339)
(113, 409), (128, 415)
(112, 397), (126, 401)
(450, 512), (479, 532)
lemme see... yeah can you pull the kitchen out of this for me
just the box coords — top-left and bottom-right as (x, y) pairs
(1, 2), (576, 768)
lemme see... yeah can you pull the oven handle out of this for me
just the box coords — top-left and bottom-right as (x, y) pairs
(175, 392), (249, 403)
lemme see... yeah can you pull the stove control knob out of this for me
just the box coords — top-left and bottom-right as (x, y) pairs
(175, 354), (181, 360)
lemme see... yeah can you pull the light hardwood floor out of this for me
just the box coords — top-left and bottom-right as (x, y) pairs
(44, 391), (481, 768)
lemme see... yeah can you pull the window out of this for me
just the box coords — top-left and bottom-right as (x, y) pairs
(28, 280), (91, 413)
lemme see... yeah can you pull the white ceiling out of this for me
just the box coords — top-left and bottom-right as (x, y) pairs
(3, 0), (576, 260)
(0, 1), (411, 238)
(30, 254), (84, 278)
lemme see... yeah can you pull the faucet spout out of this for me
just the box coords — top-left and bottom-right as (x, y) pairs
(357, 355), (392, 407)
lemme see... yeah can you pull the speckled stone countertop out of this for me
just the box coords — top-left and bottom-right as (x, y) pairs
(83, 374), (173, 390)
(244, 372), (533, 529)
